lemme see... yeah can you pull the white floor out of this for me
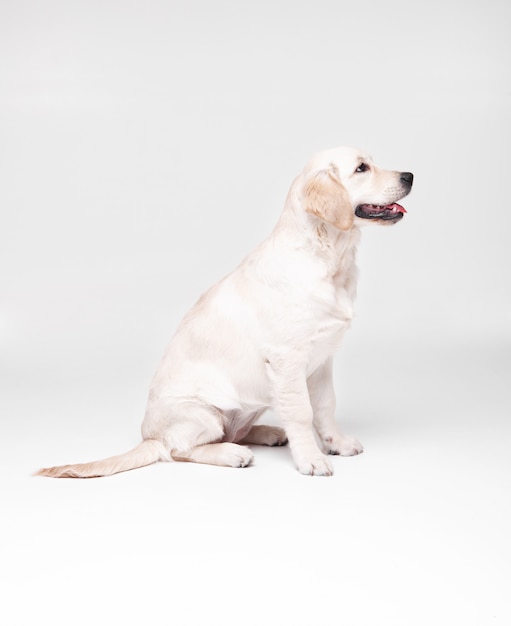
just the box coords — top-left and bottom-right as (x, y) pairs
(2, 335), (510, 625)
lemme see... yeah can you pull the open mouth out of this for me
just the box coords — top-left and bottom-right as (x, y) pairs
(355, 203), (407, 222)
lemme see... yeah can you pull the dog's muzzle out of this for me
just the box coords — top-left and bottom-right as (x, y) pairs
(355, 171), (414, 224)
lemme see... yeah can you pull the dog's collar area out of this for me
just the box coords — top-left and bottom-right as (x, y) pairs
(355, 203), (406, 222)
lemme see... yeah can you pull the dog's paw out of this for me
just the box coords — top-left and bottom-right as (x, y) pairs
(296, 454), (333, 477)
(324, 433), (364, 457)
(241, 425), (288, 447)
(218, 443), (255, 468)
(263, 426), (288, 447)
(231, 447), (255, 468)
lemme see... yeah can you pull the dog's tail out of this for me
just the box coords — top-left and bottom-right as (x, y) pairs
(34, 439), (170, 478)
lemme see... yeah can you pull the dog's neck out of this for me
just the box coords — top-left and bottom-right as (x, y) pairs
(272, 177), (361, 280)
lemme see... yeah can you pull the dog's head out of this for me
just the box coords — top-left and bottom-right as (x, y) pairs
(303, 146), (413, 231)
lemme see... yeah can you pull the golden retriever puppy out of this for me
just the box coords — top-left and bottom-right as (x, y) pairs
(36, 146), (413, 478)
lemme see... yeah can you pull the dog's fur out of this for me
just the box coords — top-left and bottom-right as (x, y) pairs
(36, 146), (413, 478)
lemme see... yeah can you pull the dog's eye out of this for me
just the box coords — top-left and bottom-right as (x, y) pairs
(355, 163), (369, 173)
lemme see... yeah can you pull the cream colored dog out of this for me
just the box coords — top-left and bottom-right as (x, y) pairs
(37, 146), (413, 478)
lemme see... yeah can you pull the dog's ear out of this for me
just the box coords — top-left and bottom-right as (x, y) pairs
(304, 166), (354, 231)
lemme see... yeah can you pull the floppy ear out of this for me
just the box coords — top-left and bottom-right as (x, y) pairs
(304, 167), (354, 231)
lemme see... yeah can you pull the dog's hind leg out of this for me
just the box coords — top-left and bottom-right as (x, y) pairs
(238, 425), (288, 447)
(172, 442), (254, 468)
(145, 399), (254, 468)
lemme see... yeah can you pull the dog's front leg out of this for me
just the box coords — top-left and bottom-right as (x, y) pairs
(268, 360), (333, 476)
(308, 358), (363, 456)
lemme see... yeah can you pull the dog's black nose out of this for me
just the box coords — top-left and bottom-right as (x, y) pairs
(400, 172), (414, 187)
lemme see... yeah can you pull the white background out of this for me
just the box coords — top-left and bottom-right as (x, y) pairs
(1, 0), (510, 624)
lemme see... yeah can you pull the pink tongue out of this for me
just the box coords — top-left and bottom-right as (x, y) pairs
(388, 203), (406, 213)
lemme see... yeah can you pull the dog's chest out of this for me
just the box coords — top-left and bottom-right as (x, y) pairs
(299, 279), (354, 375)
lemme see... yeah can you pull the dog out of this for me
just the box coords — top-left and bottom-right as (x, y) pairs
(36, 146), (413, 478)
